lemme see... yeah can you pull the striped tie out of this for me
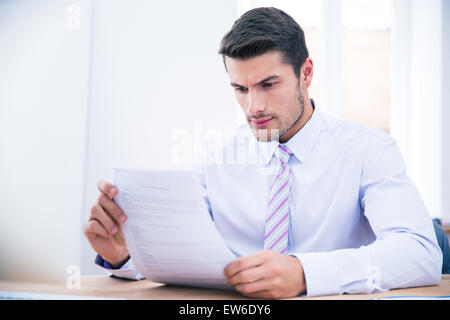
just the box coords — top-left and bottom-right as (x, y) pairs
(264, 144), (292, 254)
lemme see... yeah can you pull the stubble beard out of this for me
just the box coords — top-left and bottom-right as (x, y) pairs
(251, 86), (305, 143)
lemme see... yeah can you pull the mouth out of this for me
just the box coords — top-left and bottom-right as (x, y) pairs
(251, 117), (273, 128)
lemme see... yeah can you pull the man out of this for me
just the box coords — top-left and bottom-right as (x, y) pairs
(84, 7), (442, 298)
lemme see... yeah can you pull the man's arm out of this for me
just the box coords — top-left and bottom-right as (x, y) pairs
(293, 136), (442, 296)
(85, 180), (144, 281)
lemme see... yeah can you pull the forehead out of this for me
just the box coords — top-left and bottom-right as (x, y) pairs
(224, 51), (293, 84)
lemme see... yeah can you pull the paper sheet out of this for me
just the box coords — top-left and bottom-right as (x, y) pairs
(114, 168), (237, 290)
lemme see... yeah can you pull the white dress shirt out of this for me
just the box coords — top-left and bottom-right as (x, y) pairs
(100, 103), (442, 297)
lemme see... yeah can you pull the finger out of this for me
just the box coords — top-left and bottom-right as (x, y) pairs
(97, 180), (117, 199)
(98, 193), (127, 224)
(84, 219), (109, 239)
(227, 265), (266, 286)
(90, 203), (118, 236)
(234, 278), (277, 297)
(224, 251), (268, 278)
(242, 289), (280, 299)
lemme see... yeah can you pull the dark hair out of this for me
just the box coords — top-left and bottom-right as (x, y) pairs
(219, 7), (309, 78)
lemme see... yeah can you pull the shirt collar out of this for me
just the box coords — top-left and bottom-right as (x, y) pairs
(257, 99), (325, 165)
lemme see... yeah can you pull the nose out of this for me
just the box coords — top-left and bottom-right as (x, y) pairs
(246, 91), (267, 117)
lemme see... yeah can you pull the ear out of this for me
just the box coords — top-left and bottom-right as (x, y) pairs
(300, 58), (313, 89)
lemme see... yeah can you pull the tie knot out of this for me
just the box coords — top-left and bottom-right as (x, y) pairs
(275, 144), (292, 164)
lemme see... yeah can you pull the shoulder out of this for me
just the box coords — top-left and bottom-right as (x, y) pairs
(323, 113), (391, 141)
(320, 112), (394, 150)
(315, 110), (401, 172)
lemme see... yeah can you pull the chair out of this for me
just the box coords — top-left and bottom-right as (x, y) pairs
(432, 219), (450, 274)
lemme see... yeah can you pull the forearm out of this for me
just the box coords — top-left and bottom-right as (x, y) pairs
(293, 231), (442, 297)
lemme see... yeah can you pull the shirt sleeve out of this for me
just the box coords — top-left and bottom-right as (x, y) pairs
(95, 255), (145, 280)
(293, 135), (442, 297)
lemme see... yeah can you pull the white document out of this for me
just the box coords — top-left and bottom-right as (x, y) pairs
(114, 168), (237, 290)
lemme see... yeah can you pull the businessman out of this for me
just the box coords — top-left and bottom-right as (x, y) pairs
(84, 7), (442, 298)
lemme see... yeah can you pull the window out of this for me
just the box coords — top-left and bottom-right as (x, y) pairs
(341, 0), (392, 133)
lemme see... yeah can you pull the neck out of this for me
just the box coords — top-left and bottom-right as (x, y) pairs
(279, 97), (314, 143)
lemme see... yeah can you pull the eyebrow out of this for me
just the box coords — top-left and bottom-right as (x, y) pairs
(230, 75), (280, 88)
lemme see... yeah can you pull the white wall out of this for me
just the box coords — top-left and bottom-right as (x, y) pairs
(80, 0), (238, 275)
(0, 0), (239, 279)
(0, 0), (92, 281)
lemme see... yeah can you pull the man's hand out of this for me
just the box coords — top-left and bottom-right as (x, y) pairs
(83, 180), (130, 268)
(224, 250), (306, 298)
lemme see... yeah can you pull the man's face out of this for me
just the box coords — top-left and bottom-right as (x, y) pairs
(225, 51), (305, 142)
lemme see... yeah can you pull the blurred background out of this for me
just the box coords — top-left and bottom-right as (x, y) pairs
(0, 0), (449, 281)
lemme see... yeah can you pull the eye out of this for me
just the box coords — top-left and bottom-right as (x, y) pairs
(235, 87), (248, 93)
(262, 82), (276, 88)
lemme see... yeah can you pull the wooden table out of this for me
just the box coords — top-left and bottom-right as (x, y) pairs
(1, 275), (449, 300)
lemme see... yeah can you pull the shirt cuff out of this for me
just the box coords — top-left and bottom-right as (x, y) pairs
(95, 255), (145, 280)
(95, 254), (117, 269)
(292, 252), (341, 297)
